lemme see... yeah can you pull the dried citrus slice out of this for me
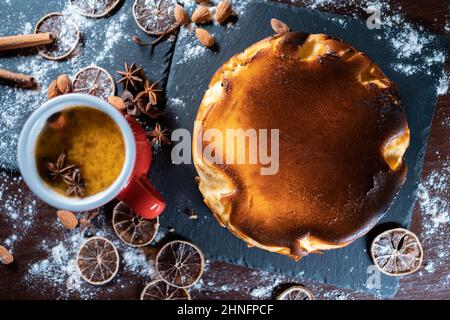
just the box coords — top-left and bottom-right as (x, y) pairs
(371, 228), (423, 276)
(132, 0), (178, 35)
(35, 12), (80, 60)
(277, 285), (314, 300)
(140, 279), (191, 300)
(112, 201), (159, 247)
(76, 236), (119, 285)
(156, 240), (205, 288)
(69, 0), (121, 18)
(72, 66), (115, 100)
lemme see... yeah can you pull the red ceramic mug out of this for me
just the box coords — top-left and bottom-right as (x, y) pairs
(18, 93), (165, 219)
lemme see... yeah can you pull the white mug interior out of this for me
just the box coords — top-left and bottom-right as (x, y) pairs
(18, 93), (136, 212)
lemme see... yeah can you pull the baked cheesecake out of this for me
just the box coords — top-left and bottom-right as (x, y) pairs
(193, 31), (410, 260)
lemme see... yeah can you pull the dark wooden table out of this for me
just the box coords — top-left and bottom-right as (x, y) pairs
(0, 0), (448, 300)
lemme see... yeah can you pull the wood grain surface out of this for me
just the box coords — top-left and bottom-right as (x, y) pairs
(0, 0), (448, 300)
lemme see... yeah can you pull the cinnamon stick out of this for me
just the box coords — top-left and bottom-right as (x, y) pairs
(0, 68), (35, 88)
(0, 33), (54, 52)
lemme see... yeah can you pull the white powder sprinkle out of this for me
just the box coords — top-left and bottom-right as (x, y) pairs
(437, 71), (450, 96)
(249, 278), (283, 299)
(123, 248), (156, 277)
(416, 163), (449, 278)
(176, 28), (209, 65)
(169, 97), (185, 107)
(24, 213), (157, 299)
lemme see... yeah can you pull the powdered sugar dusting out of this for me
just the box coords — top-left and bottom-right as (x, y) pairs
(416, 164), (450, 277)
(176, 28), (209, 65)
(0, 173), (38, 253)
(24, 210), (157, 299)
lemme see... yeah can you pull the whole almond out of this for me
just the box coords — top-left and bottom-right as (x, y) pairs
(271, 18), (290, 35)
(108, 96), (126, 110)
(192, 6), (211, 24)
(174, 4), (190, 25)
(47, 79), (61, 100)
(56, 74), (72, 94)
(57, 210), (78, 230)
(195, 28), (215, 48)
(216, 0), (233, 24)
(0, 246), (13, 265)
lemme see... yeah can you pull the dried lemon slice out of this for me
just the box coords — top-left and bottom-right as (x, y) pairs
(113, 201), (159, 247)
(76, 236), (119, 285)
(371, 228), (423, 276)
(69, 0), (121, 18)
(140, 279), (191, 300)
(72, 66), (116, 100)
(35, 12), (80, 60)
(132, 0), (178, 35)
(156, 240), (205, 288)
(277, 285), (314, 300)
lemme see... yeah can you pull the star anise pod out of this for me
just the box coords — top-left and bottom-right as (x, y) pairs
(46, 152), (76, 180)
(136, 99), (163, 119)
(116, 62), (144, 90)
(148, 123), (171, 146)
(63, 168), (86, 198)
(136, 80), (162, 109)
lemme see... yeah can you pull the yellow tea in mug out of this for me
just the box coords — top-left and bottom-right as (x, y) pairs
(35, 106), (125, 197)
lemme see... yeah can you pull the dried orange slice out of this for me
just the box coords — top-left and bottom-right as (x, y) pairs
(112, 201), (159, 247)
(277, 285), (314, 300)
(69, 0), (121, 18)
(132, 0), (178, 35)
(35, 12), (80, 60)
(140, 279), (191, 300)
(371, 228), (423, 276)
(156, 240), (205, 288)
(76, 236), (119, 285)
(72, 66), (115, 100)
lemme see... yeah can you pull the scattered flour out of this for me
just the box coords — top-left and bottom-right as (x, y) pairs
(24, 211), (157, 299)
(417, 164), (450, 277)
(0, 172), (38, 252)
(413, 163), (449, 294)
(176, 28), (209, 65)
(437, 71), (450, 96)
(169, 97), (185, 107)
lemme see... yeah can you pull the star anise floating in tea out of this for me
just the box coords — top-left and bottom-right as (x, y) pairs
(63, 168), (86, 198)
(116, 62), (144, 90)
(46, 152), (87, 198)
(148, 123), (171, 146)
(47, 152), (76, 180)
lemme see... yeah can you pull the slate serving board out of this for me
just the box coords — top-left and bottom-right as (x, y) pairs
(154, 2), (448, 297)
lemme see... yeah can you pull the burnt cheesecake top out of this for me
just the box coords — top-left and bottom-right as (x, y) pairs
(193, 31), (410, 259)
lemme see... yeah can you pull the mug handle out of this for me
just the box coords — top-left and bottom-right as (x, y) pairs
(117, 175), (166, 219)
